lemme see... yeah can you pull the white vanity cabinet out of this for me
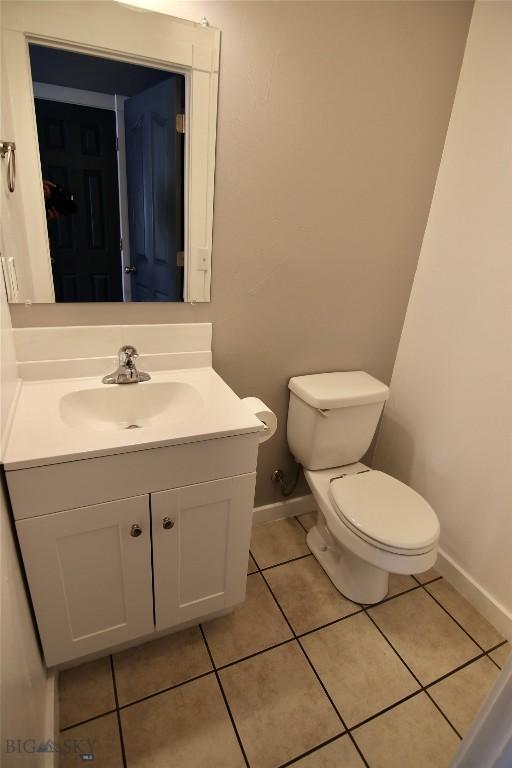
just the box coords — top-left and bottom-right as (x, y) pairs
(7, 433), (259, 667)
(152, 475), (256, 630)
(16, 496), (155, 666)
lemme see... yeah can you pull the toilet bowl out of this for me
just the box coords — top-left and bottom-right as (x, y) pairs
(304, 462), (439, 603)
(287, 371), (440, 604)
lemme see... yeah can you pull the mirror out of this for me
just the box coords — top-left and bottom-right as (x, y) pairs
(31, 45), (186, 302)
(1, 1), (219, 304)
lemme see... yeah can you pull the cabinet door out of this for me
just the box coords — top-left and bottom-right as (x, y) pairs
(152, 473), (256, 630)
(16, 495), (153, 666)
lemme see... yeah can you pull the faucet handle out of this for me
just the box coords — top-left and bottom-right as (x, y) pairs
(119, 345), (139, 366)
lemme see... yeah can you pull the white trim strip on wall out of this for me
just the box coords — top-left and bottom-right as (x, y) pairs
(253, 494), (315, 525)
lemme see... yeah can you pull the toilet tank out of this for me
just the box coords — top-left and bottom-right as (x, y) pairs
(287, 371), (389, 470)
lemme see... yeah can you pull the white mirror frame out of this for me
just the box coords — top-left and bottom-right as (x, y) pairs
(1, 0), (219, 303)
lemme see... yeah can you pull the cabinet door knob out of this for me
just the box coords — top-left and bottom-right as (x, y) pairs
(130, 524), (143, 537)
(162, 517), (174, 530)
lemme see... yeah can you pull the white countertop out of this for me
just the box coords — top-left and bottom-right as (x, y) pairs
(4, 367), (264, 471)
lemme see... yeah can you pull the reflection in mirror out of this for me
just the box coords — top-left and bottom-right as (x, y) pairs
(29, 44), (185, 302)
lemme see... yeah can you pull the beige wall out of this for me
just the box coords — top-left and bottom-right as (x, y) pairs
(374, 1), (512, 622)
(10, 1), (473, 505)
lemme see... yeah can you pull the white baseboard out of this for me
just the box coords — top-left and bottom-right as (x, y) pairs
(253, 494), (315, 525)
(437, 548), (512, 642)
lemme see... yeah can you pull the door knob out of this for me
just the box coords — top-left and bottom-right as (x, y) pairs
(162, 517), (174, 530)
(125, 265), (137, 274)
(130, 523), (143, 537)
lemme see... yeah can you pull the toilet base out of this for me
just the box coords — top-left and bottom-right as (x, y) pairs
(307, 523), (389, 604)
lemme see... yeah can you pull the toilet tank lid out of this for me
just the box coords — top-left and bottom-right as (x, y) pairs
(288, 371), (389, 409)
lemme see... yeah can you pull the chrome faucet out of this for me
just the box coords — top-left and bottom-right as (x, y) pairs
(102, 345), (151, 384)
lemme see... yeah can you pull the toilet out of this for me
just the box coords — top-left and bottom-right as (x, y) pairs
(287, 371), (440, 604)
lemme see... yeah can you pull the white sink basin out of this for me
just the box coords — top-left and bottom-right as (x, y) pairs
(59, 381), (203, 431)
(4, 368), (265, 470)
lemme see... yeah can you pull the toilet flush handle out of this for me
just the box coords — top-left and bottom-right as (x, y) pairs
(316, 408), (330, 418)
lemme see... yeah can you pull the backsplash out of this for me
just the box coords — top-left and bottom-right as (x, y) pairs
(13, 323), (212, 380)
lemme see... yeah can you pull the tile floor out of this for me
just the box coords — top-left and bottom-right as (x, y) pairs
(58, 513), (510, 768)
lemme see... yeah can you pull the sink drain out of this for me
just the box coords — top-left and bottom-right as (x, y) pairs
(125, 423), (141, 429)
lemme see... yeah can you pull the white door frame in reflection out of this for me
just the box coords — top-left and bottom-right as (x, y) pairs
(1, 1), (219, 303)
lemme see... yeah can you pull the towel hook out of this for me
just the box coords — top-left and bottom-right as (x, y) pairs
(0, 141), (16, 193)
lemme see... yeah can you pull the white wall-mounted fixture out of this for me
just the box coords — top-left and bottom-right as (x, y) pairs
(0, 139), (16, 192)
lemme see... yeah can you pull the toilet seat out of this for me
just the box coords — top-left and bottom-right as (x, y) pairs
(329, 470), (439, 556)
(304, 463), (440, 599)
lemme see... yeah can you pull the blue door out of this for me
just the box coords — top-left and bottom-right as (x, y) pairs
(124, 76), (184, 301)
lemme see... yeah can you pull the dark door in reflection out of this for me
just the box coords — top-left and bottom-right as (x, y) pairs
(35, 99), (122, 302)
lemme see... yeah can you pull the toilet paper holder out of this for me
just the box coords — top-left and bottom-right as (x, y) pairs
(241, 396), (277, 444)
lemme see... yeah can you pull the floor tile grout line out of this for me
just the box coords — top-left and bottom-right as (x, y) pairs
(62, 666), (237, 727)
(259, 553), (313, 572)
(199, 624), (251, 768)
(275, 732), (347, 768)
(413, 574), (443, 586)
(215, 637), (296, 672)
(481, 646), (505, 671)
(488, 656), (505, 672)
(362, 607), (463, 740)
(256, 561), (352, 739)
(363, 605), (463, 738)
(377, 577), (505, 680)
(365, 583), (506, 724)
(421, 585), (508, 672)
(257, 564), (371, 768)
(296, 609), (365, 638)
(485, 640), (509, 671)
(294, 514), (310, 533)
(420, 583), (489, 654)
(296, 636), (372, 768)
(424, 652), (488, 690)
(248, 549), (262, 571)
(117, 669), (216, 712)
(349, 648), (494, 734)
(109, 655), (128, 768)
(487, 639), (508, 653)
(361, 582), (425, 608)
(59, 708), (118, 733)
(349, 689), (428, 733)
(423, 690), (463, 740)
